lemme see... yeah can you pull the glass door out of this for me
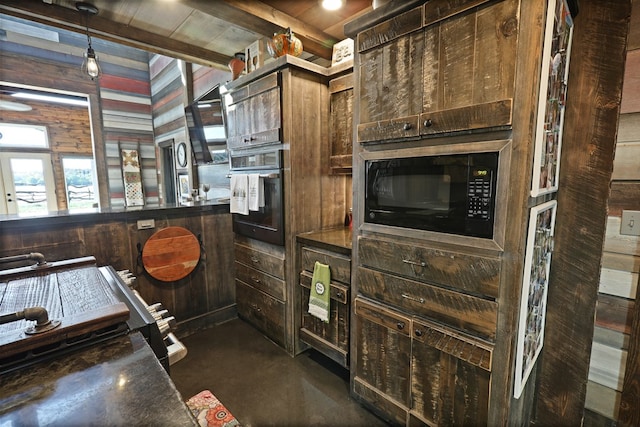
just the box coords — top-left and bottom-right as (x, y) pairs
(0, 152), (57, 215)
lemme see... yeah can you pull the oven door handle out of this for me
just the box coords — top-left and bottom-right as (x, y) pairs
(227, 173), (280, 179)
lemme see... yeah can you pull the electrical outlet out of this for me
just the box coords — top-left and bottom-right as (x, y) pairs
(137, 219), (155, 230)
(621, 210), (640, 236)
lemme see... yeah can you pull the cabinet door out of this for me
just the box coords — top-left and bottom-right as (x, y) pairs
(329, 73), (354, 172)
(353, 297), (411, 424)
(411, 318), (492, 426)
(225, 72), (281, 149)
(357, 7), (424, 143)
(419, 0), (517, 136)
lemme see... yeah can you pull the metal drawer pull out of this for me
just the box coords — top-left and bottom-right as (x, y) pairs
(250, 256), (259, 263)
(396, 321), (405, 330)
(402, 259), (426, 267)
(402, 293), (425, 304)
(251, 276), (261, 284)
(403, 122), (412, 131)
(415, 329), (424, 337)
(336, 291), (344, 299)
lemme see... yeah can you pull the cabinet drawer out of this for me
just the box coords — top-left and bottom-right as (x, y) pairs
(357, 266), (497, 341)
(235, 261), (285, 301)
(299, 270), (349, 304)
(358, 237), (500, 299)
(236, 279), (285, 348)
(301, 247), (351, 284)
(234, 242), (285, 279)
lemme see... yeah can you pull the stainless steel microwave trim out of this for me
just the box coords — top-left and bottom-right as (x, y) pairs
(359, 138), (511, 252)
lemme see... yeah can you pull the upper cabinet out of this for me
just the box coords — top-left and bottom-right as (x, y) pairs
(356, 1), (518, 144)
(223, 72), (281, 150)
(329, 72), (354, 172)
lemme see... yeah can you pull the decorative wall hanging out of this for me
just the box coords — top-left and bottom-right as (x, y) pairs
(121, 147), (144, 206)
(531, 0), (574, 196)
(514, 200), (557, 398)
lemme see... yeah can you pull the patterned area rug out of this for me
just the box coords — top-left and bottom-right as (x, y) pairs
(186, 390), (241, 427)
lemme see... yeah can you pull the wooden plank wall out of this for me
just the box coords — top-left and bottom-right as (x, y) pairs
(0, 14), (156, 207)
(584, 2), (640, 423)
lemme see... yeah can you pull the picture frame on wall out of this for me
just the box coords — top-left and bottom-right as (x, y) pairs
(120, 146), (145, 207)
(514, 200), (558, 398)
(531, 0), (574, 197)
(178, 173), (190, 201)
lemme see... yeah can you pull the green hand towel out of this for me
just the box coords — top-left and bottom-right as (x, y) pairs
(308, 261), (331, 323)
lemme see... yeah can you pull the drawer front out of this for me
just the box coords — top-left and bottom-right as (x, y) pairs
(357, 266), (497, 341)
(301, 247), (351, 284)
(236, 280), (285, 348)
(358, 237), (500, 299)
(300, 270), (349, 305)
(300, 282), (349, 354)
(235, 261), (285, 301)
(234, 242), (285, 279)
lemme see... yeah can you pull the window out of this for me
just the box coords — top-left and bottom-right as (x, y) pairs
(62, 156), (99, 211)
(0, 123), (49, 148)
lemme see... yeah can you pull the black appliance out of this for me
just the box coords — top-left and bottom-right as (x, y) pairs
(229, 148), (284, 246)
(365, 152), (499, 238)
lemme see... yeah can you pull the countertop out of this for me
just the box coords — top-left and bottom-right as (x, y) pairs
(0, 199), (230, 229)
(0, 332), (197, 426)
(296, 227), (352, 255)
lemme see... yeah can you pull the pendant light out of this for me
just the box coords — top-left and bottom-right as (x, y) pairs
(76, 2), (101, 80)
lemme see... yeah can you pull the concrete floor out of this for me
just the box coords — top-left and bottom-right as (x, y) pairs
(170, 318), (389, 427)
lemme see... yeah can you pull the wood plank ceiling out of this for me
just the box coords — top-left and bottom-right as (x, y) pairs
(0, 0), (373, 68)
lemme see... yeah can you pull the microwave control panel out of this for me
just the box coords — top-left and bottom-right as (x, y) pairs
(466, 168), (494, 221)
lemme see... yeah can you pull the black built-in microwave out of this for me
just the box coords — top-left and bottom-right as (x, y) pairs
(365, 152), (498, 238)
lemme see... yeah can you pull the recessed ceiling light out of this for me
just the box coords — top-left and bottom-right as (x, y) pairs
(322, 0), (343, 11)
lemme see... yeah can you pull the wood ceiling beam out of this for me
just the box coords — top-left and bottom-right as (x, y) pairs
(178, 0), (335, 59)
(0, 0), (232, 69)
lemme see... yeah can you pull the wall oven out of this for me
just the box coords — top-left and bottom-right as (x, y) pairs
(365, 151), (499, 239)
(229, 148), (284, 246)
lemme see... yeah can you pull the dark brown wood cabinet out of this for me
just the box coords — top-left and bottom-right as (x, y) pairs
(224, 72), (281, 150)
(356, 1), (517, 144)
(222, 57), (350, 355)
(298, 240), (351, 367)
(234, 236), (286, 347)
(329, 72), (354, 172)
(347, 0), (565, 424)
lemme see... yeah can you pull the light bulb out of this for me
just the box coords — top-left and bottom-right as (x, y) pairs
(322, 0), (343, 11)
(82, 47), (101, 79)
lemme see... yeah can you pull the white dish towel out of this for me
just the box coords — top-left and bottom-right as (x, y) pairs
(230, 174), (249, 215)
(248, 173), (265, 211)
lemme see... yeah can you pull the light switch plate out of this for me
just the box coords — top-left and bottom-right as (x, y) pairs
(137, 219), (155, 230)
(621, 210), (640, 236)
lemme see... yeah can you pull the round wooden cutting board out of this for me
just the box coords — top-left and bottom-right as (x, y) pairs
(141, 226), (200, 282)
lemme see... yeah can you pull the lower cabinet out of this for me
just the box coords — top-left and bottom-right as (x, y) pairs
(299, 271), (350, 367)
(296, 229), (352, 367)
(236, 281), (286, 347)
(234, 237), (286, 348)
(354, 297), (494, 426)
